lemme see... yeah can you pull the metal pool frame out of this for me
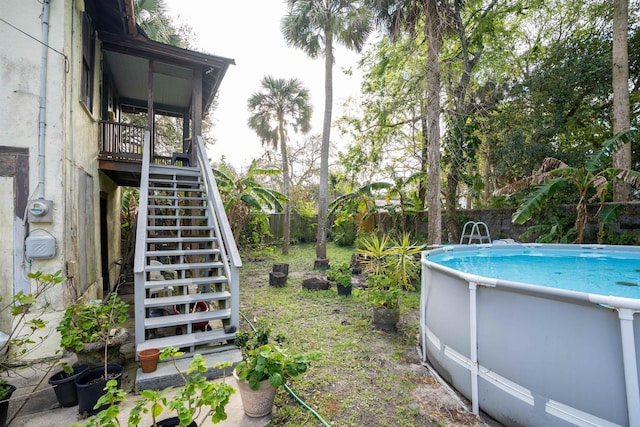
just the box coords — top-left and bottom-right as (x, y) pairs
(420, 244), (640, 427)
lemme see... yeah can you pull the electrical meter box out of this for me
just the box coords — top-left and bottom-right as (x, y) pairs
(25, 234), (56, 259)
(27, 199), (53, 223)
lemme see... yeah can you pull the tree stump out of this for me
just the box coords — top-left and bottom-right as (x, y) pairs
(313, 258), (330, 270)
(269, 271), (287, 287)
(272, 263), (289, 278)
(301, 275), (330, 290)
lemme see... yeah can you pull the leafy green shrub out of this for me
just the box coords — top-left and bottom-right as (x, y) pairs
(57, 293), (129, 352)
(326, 262), (352, 288)
(239, 211), (272, 247)
(234, 321), (322, 390)
(331, 212), (357, 246)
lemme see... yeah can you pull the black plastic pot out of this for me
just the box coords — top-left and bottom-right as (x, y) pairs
(0, 384), (16, 427)
(48, 364), (89, 407)
(154, 417), (197, 427)
(75, 364), (123, 416)
(337, 285), (352, 297)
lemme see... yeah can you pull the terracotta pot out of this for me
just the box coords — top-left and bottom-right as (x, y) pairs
(138, 348), (160, 373)
(233, 370), (276, 418)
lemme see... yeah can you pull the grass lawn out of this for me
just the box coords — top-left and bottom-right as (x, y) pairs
(237, 242), (483, 427)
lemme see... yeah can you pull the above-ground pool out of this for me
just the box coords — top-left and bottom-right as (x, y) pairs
(420, 244), (640, 427)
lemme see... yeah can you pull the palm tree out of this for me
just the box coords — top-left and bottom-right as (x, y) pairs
(368, 0), (458, 245)
(212, 161), (286, 241)
(247, 76), (312, 255)
(281, 0), (371, 268)
(134, 0), (184, 46)
(497, 130), (640, 244)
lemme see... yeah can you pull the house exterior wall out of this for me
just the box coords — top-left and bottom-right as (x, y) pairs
(0, 0), (121, 359)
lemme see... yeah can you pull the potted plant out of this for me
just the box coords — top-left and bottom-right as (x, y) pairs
(366, 274), (401, 330)
(356, 233), (424, 330)
(47, 363), (89, 407)
(0, 270), (66, 426)
(326, 262), (353, 296)
(57, 292), (129, 416)
(75, 346), (236, 427)
(57, 292), (129, 365)
(233, 321), (322, 418)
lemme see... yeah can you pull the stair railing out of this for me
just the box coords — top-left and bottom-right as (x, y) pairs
(194, 136), (241, 331)
(133, 130), (152, 347)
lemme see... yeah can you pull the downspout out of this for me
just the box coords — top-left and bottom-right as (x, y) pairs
(37, 0), (51, 200)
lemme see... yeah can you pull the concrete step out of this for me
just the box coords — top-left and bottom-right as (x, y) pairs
(134, 346), (241, 392)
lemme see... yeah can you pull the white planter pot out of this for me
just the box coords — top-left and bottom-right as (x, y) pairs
(233, 370), (277, 418)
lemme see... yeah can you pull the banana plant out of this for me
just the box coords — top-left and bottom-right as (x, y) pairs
(212, 161), (287, 240)
(498, 129), (640, 243)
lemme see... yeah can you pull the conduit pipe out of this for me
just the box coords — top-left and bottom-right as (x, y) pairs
(37, 0), (51, 199)
(617, 308), (640, 426)
(468, 281), (479, 415)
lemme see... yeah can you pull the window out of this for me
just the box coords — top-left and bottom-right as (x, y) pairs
(81, 13), (95, 111)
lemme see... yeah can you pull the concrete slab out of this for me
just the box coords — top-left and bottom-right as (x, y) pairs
(10, 376), (272, 427)
(4, 341), (264, 426)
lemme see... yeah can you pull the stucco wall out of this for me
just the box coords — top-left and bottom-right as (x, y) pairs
(1, 0), (115, 359)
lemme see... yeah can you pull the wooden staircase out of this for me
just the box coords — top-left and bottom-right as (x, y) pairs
(134, 133), (240, 355)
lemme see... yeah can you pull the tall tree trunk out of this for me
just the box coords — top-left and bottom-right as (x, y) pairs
(425, 5), (442, 245)
(315, 32), (333, 267)
(445, 170), (459, 243)
(279, 119), (290, 255)
(612, 0), (631, 201)
(416, 97), (429, 236)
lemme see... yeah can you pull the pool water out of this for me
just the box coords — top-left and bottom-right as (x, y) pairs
(427, 247), (640, 299)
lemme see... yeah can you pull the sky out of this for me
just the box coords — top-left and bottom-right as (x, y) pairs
(164, 0), (365, 171)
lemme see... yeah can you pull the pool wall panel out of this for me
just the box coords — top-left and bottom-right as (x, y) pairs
(422, 248), (639, 427)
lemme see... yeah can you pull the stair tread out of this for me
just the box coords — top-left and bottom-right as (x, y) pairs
(148, 205), (207, 210)
(146, 236), (217, 243)
(148, 215), (208, 220)
(144, 291), (231, 308)
(148, 185), (204, 190)
(137, 331), (236, 353)
(144, 308), (231, 329)
(146, 248), (220, 257)
(147, 225), (212, 230)
(147, 261), (224, 271)
(145, 276), (227, 288)
(148, 195), (207, 201)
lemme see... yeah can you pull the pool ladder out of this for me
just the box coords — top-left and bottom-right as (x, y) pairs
(460, 221), (491, 244)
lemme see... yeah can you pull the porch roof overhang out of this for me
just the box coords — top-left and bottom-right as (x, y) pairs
(99, 32), (235, 114)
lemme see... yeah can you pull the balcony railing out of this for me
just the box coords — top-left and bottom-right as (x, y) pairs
(99, 121), (188, 166)
(100, 121), (145, 162)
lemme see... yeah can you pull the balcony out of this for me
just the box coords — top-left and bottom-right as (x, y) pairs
(98, 121), (183, 187)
